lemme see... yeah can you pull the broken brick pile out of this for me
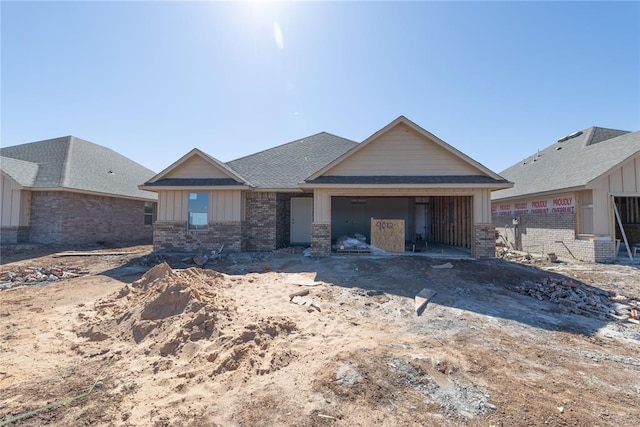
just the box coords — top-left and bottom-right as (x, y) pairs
(0, 266), (88, 290)
(512, 277), (640, 323)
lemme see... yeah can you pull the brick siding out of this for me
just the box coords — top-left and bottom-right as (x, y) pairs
(311, 223), (331, 256)
(154, 221), (243, 252)
(492, 212), (616, 263)
(28, 191), (153, 245)
(0, 226), (30, 244)
(245, 192), (277, 251)
(472, 223), (495, 258)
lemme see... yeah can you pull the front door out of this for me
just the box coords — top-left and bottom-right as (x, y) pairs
(291, 198), (313, 244)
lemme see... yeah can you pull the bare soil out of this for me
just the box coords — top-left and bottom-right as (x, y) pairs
(1, 244), (639, 426)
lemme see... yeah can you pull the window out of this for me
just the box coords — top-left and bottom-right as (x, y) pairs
(144, 202), (154, 225)
(188, 192), (209, 230)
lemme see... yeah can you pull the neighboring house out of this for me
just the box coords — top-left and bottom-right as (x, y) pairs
(491, 127), (640, 263)
(1, 136), (157, 245)
(142, 116), (511, 257)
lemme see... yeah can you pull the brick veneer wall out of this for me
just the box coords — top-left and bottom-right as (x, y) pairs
(29, 191), (153, 245)
(276, 193), (292, 249)
(0, 226), (30, 244)
(245, 192), (277, 251)
(153, 221), (243, 252)
(492, 212), (616, 263)
(311, 223), (331, 256)
(473, 223), (495, 258)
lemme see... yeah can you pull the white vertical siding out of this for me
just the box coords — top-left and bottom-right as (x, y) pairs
(473, 189), (491, 223)
(165, 156), (232, 179)
(325, 123), (480, 176)
(157, 190), (187, 222)
(592, 188), (611, 236)
(210, 190), (242, 221)
(0, 175), (25, 226)
(313, 189), (331, 223)
(591, 153), (640, 236)
(621, 158), (637, 193)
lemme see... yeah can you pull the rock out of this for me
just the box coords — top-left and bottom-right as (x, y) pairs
(193, 254), (208, 266)
(335, 364), (363, 386)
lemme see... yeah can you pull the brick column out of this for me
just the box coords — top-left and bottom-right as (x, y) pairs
(473, 223), (495, 258)
(311, 223), (331, 256)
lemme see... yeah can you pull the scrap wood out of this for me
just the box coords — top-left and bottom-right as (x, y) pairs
(431, 262), (453, 269)
(415, 288), (436, 316)
(291, 295), (321, 312)
(288, 289), (310, 300)
(53, 251), (132, 257)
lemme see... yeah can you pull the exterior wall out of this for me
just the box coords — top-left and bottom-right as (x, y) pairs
(153, 221), (243, 252)
(157, 189), (242, 222)
(473, 224), (495, 258)
(0, 226), (30, 244)
(245, 192), (277, 251)
(325, 123), (480, 176)
(29, 191), (153, 245)
(311, 223), (331, 256)
(590, 154), (640, 236)
(1, 174), (30, 227)
(164, 156), (231, 179)
(492, 196), (616, 263)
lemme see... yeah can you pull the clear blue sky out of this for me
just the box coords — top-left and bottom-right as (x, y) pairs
(2, 1), (639, 174)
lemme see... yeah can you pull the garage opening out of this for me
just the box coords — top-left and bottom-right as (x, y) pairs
(331, 196), (472, 251)
(614, 196), (640, 254)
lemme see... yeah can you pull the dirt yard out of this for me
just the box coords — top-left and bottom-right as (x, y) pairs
(1, 244), (639, 426)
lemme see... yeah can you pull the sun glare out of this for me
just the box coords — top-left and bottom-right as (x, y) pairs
(273, 21), (284, 49)
(245, 1), (287, 50)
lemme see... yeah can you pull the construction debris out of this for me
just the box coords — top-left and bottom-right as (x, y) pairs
(511, 277), (640, 323)
(290, 295), (321, 312)
(415, 288), (437, 316)
(431, 262), (453, 269)
(52, 251), (132, 257)
(0, 266), (88, 289)
(289, 289), (310, 300)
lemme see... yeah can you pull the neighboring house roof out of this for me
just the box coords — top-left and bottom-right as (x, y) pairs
(0, 156), (39, 187)
(0, 136), (157, 200)
(226, 132), (358, 189)
(306, 116), (509, 185)
(492, 127), (640, 201)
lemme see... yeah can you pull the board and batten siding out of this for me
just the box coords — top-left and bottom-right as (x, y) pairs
(591, 153), (640, 236)
(157, 190), (243, 222)
(0, 174), (29, 227)
(325, 123), (480, 176)
(164, 156), (231, 179)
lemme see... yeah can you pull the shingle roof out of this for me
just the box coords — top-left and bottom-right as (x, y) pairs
(492, 127), (640, 200)
(306, 175), (510, 185)
(0, 136), (157, 200)
(226, 132), (358, 189)
(0, 156), (39, 187)
(143, 178), (243, 187)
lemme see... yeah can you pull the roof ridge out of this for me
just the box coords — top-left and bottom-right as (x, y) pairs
(226, 131), (357, 164)
(60, 136), (74, 188)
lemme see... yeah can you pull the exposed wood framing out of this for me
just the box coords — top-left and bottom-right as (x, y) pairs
(428, 196), (472, 248)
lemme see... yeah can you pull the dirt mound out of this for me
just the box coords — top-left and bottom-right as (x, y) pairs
(77, 263), (234, 357)
(76, 262), (299, 381)
(208, 317), (298, 376)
